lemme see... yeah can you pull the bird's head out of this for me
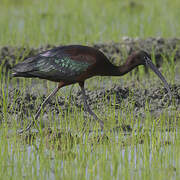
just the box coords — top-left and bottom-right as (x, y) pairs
(129, 50), (151, 66)
(129, 50), (172, 100)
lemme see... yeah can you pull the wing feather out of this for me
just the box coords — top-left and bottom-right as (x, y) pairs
(29, 55), (93, 81)
(12, 45), (98, 82)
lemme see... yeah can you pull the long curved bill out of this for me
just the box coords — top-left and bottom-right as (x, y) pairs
(145, 57), (172, 101)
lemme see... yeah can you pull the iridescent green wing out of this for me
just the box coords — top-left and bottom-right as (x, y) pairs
(32, 55), (92, 81)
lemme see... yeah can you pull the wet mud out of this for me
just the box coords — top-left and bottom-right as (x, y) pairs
(1, 83), (179, 127)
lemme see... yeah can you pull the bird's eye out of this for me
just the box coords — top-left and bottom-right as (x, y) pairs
(144, 56), (150, 61)
(143, 56), (149, 65)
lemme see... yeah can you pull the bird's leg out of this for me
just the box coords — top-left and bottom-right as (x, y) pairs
(34, 85), (62, 121)
(79, 82), (104, 130)
(17, 82), (64, 134)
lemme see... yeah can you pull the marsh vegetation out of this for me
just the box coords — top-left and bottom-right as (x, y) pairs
(0, 0), (180, 179)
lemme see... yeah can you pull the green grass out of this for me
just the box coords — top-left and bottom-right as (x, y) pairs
(0, 0), (180, 179)
(0, 0), (180, 46)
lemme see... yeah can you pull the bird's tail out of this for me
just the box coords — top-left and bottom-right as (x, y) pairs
(11, 61), (35, 78)
(11, 72), (35, 78)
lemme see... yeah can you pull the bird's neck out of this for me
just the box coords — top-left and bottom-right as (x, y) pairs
(110, 60), (139, 76)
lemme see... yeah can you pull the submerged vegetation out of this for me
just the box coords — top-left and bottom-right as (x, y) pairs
(0, 0), (180, 179)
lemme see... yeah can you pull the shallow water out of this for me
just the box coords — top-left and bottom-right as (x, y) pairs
(1, 128), (178, 180)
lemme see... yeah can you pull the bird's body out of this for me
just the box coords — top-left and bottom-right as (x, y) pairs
(12, 45), (120, 83)
(12, 45), (172, 133)
(12, 45), (144, 84)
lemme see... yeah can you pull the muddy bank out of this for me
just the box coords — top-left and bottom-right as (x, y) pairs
(0, 37), (180, 73)
(1, 84), (179, 127)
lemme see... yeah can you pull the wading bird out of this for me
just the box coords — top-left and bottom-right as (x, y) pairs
(12, 45), (172, 133)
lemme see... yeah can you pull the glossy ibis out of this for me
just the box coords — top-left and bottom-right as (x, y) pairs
(12, 45), (172, 133)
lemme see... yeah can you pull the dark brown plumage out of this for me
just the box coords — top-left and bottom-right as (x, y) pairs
(12, 45), (172, 133)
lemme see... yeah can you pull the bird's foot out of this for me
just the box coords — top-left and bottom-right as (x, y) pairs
(16, 119), (39, 134)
